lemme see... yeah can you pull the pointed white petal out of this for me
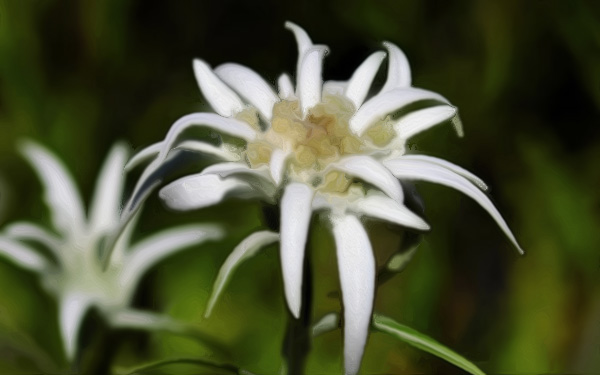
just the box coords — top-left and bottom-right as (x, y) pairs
(312, 312), (340, 337)
(395, 105), (457, 140)
(322, 80), (347, 96)
(125, 142), (162, 172)
(193, 59), (244, 117)
(201, 161), (269, 180)
(175, 140), (241, 161)
(452, 114), (465, 138)
(59, 292), (93, 361)
(205, 230), (279, 317)
(331, 214), (375, 375)
(285, 21), (313, 57)
(89, 142), (129, 237)
(351, 192), (429, 230)
(107, 308), (188, 334)
(200, 162), (276, 198)
(162, 113), (257, 154)
(297, 46), (328, 117)
(159, 174), (252, 211)
(19, 141), (86, 239)
(399, 155), (488, 190)
(120, 224), (223, 299)
(350, 88), (448, 136)
(285, 21), (314, 78)
(108, 204), (141, 267)
(280, 183), (314, 318)
(124, 114), (256, 215)
(0, 236), (50, 272)
(380, 42), (412, 93)
(215, 63), (279, 120)
(278, 73), (295, 100)
(4, 221), (61, 256)
(269, 148), (288, 186)
(345, 51), (387, 109)
(384, 158), (524, 254)
(328, 155), (403, 203)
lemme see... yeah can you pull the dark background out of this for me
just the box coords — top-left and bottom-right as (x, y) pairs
(0, 0), (599, 373)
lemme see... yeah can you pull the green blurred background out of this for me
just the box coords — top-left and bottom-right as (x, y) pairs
(0, 0), (599, 373)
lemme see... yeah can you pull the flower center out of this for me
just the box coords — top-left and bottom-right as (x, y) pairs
(240, 94), (396, 192)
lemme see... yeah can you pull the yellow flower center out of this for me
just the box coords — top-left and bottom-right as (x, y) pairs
(239, 94), (396, 193)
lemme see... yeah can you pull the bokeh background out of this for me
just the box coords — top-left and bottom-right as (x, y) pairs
(0, 0), (599, 373)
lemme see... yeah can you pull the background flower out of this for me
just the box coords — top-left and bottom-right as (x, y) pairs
(0, 141), (223, 366)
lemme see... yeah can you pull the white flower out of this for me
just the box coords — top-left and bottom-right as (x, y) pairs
(130, 22), (523, 374)
(0, 141), (223, 361)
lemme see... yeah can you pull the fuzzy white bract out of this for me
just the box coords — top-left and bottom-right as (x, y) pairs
(130, 22), (523, 374)
(0, 141), (222, 361)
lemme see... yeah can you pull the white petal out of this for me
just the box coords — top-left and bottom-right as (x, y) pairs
(380, 42), (412, 93)
(269, 148), (288, 186)
(125, 142), (162, 172)
(215, 63), (279, 120)
(399, 155), (488, 190)
(200, 162), (277, 198)
(331, 214), (375, 375)
(205, 230), (279, 317)
(89, 142), (129, 237)
(345, 51), (387, 109)
(328, 155), (403, 203)
(384, 158), (524, 254)
(161, 113), (257, 154)
(280, 182), (314, 318)
(351, 192), (429, 230)
(19, 141), (86, 239)
(108, 204), (141, 267)
(59, 292), (93, 361)
(350, 88), (448, 136)
(322, 80), (347, 97)
(0, 236), (50, 272)
(107, 308), (184, 333)
(285, 21), (314, 78)
(285, 21), (313, 56)
(193, 59), (244, 117)
(312, 312), (340, 337)
(278, 73), (295, 100)
(124, 114), (255, 215)
(4, 221), (61, 256)
(175, 140), (241, 161)
(201, 161), (269, 180)
(159, 174), (252, 211)
(120, 224), (223, 300)
(395, 105), (457, 140)
(297, 46), (328, 117)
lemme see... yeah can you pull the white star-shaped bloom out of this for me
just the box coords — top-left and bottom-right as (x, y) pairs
(129, 22), (523, 374)
(0, 141), (222, 361)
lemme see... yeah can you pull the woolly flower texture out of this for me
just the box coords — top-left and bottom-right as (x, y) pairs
(0, 141), (223, 361)
(129, 22), (523, 374)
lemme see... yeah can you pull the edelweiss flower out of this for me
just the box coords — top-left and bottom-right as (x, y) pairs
(0, 141), (222, 361)
(129, 22), (523, 374)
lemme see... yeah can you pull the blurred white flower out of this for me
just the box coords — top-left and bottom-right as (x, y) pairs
(0, 141), (222, 361)
(130, 22), (523, 374)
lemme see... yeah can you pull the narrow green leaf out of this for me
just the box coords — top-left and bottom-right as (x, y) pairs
(372, 314), (486, 375)
(205, 230), (279, 317)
